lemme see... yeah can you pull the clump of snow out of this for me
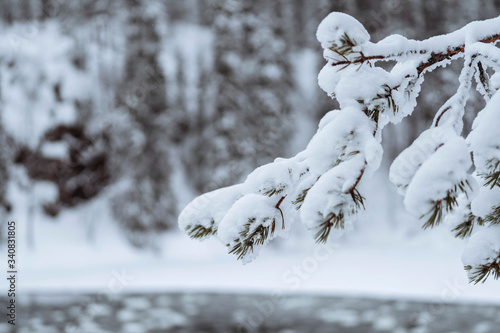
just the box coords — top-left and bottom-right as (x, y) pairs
(404, 136), (475, 217)
(317, 64), (343, 96)
(316, 12), (370, 50)
(317, 110), (341, 131)
(443, 194), (472, 231)
(300, 154), (366, 238)
(470, 185), (500, 218)
(244, 158), (301, 196)
(178, 184), (245, 239)
(217, 194), (282, 263)
(390, 126), (456, 195)
(316, 13), (371, 98)
(490, 72), (500, 90)
(467, 90), (500, 174)
(334, 66), (392, 109)
(304, 107), (378, 175)
(462, 225), (500, 276)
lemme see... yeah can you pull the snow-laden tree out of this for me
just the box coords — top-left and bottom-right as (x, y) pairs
(179, 12), (500, 283)
(180, 12), (500, 283)
(111, 0), (177, 247)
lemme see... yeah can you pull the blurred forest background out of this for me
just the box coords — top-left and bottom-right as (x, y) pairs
(0, 0), (499, 249)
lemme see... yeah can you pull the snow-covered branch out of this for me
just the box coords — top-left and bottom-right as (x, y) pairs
(179, 12), (500, 283)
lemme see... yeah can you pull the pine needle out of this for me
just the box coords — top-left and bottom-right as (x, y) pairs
(315, 211), (345, 244)
(292, 187), (311, 210)
(229, 218), (276, 260)
(422, 179), (472, 229)
(186, 220), (217, 239)
(466, 254), (500, 284)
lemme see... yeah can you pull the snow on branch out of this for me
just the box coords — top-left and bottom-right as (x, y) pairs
(179, 12), (500, 283)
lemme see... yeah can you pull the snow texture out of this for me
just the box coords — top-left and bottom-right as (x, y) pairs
(390, 126), (457, 195)
(404, 137), (474, 217)
(178, 184), (245, 239)
(300, 154), (366, 238)
(316, 12), (370, 50)
(467, 90), (500, 174)
(462, 225), (500, 274)
(471, 185), (500, 219)
(217, 193), (283, 263)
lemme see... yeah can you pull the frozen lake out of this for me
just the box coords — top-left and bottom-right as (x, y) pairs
(4, 293), (500, 332)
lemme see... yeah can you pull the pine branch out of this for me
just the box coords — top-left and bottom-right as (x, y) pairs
(228, 217), (276, 260)
(349, 188), (366, 210)
(358, 84), (399, 124)
(479, 160), (500, 189)
(475, 61), (492, 100)
(330, 30), (500, 76)
(311, 164), (367, 243)
(315, 211), (345, 244)
(275, 195), (286, 229)
(422, 179), (472, 229)
(433, 54), (477, 127)
(452, 212), (476, 239)
(415, 33), (500, 76)
(292, 186), (311, 210)
(376, 84), (399, 115)
(262, 185), (285, 197)
(465, 252), (500, 284)
(329, 32), (357, 57)
(186, 220), (217, 239)
(358, 100), (381, 122)
(314, 189), (365, 244)
(484, 171), (500, 189)
(293, 173), (318, 211)
(484, 205), (500, 225)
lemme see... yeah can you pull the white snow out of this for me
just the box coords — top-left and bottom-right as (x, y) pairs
(467, 90), (500, 174)
(316, 12), (370, 50)
(178, 184), (245, 238)
(471, 185), (500, 218)
(390, 126), (456, 195)
(217, 193), (283, 263)
(244, 158), (299, 195)
(300, 155), (366, 238)
(404, 137), (475, 217)
(462, 225), (500, 277)
(305, 107), (377, 175)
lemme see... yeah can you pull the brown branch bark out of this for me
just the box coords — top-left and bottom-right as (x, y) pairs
(330, 33), (500, 76)
(350, 161), (367, 193)
(275, 195), (287, 229)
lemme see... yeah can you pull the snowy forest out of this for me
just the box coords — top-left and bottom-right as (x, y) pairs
(2, 1), (500, 332)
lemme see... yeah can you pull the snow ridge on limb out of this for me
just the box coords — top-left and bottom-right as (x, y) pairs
(180, 12), (500, 281)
